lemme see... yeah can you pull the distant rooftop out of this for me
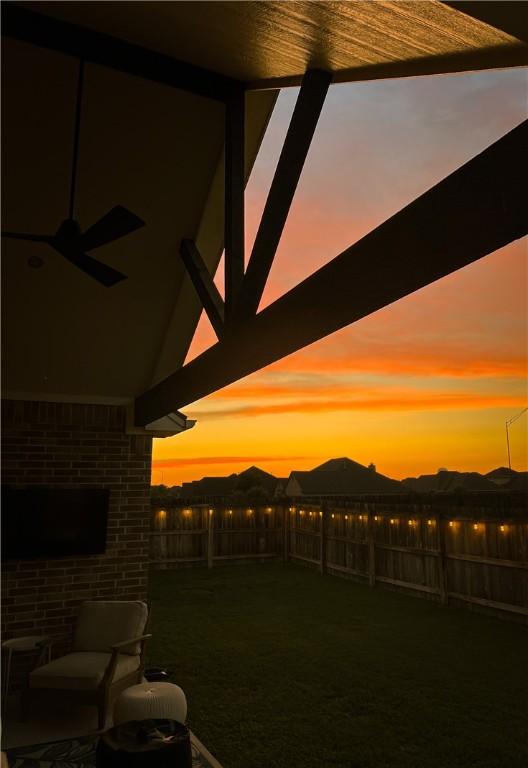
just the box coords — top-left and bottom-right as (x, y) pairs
(287, 457), (402, 497)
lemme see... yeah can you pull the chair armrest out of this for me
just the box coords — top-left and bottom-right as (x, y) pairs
(110, 633), (152, 651)
(100, 634), (152, 691)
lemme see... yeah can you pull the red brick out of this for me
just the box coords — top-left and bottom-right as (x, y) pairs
(2, 399), (152, 691)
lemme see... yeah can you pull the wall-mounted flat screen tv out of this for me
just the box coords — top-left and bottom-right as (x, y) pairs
(1, 487), (109, 560)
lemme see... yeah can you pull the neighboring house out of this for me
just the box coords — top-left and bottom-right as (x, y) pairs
(273, 478), (289, 498)
(236, 466), (279, 495)
(501, 472), (528, 492)
(485, 467), (523, 486)
(179, 466), (283, 500)
(402, 470), (497, 492)
(181, 475), (238, 499)
(285, 457), (402, 497)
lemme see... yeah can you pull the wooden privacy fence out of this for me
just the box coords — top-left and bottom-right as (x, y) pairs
(150, 501), (528, 621)
(150, 505), (284, 568)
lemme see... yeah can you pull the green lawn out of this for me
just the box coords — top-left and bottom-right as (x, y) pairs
(147, 563), (528, 768)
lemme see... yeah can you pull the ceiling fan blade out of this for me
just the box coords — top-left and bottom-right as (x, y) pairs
(1, 231), (50, 243)
(55, 245), (128, 287)
(80, 206), (145, 251)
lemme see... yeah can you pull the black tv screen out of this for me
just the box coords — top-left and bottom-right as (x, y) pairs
(1, 487), (109, 560)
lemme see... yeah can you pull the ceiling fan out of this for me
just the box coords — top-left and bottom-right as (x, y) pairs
(2, 60), (145, 287)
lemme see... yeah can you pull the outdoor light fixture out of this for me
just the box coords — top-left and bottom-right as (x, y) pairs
(374, 516), (379, 522)
(500, 524), (507, 533)
(427, 520), (433, 526)
(158, 510), (166, 520)
(209, 509), (213, 516)
(228, 510), (233, 515)
(28, 254), (44, 269)
(331, 514), (335, 519)
(473, 524), (480, 531)
(345, 515), (348, 520)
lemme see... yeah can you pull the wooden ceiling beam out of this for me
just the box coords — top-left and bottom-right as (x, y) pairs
(245, 47), (528, 93)
(235, 69), (331, 320)
(2, 4), (242, 102)
(224, 89), (246, 324)
(179, 239), (225, 340)
(135, 120), (527, 426)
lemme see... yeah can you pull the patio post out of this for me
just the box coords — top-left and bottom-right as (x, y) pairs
(437, 514), (448, 604)
(320, 504), (327, 575)
(282, 504), (289, 562)
(367, 509), (376, 588)
(207, 508), (214, 569)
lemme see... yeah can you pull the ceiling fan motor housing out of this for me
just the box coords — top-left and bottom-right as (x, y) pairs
(56, 218), (82, 242)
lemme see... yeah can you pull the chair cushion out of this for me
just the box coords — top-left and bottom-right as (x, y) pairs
(73, 601), (148, 655)
(29, 652), (140, 691)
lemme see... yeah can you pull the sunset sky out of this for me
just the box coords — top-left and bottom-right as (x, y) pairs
(152, 68), (527, 486)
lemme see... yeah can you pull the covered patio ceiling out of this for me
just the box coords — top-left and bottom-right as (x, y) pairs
(2, 1), (527, 431)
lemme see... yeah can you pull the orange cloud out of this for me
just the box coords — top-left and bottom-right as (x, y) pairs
(152, 455), (307, 469)
(189, 392), (526, 420)
(266, 352), (527, 379)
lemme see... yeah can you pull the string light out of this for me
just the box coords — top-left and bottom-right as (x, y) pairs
(427, 520), (433, 526)
(228, 510), (233, 516)
(319, 512), (323, 517)
(374, 516), (378, 522)
(500, 524), (507, 533)
(345, 515), (348, 520)
(408, 520), (415, 526)
(473, 523), (479, 531)
(331, 514), (335, 519)
(390, 519), (395, 525)
(247, 508), (253, 516)
(300, 510), (305, 516)
(358, 515), (363, 521)
(209, 509), (214, 516)
(289, 507), (295, 512)
(309, 511), (313, 517)
(449, 521), (454, 528)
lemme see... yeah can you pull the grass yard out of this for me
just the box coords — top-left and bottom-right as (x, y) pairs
(147, 562), (528, 768)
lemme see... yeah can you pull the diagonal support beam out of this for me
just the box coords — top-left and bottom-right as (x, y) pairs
(235, 69), (332, 320)
(179, 239), (225, 340)
(135, 120), (527, 426)
(2, 4), (242, 102)
(224, 89), (246, 323)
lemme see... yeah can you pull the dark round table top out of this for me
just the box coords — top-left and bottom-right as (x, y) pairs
(97, 719), (192, 767)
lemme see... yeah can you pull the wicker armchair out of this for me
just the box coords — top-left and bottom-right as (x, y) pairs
(23, 600), (151, 731)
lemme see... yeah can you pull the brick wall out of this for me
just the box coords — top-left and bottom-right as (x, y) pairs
(1, 400), (152, 660)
